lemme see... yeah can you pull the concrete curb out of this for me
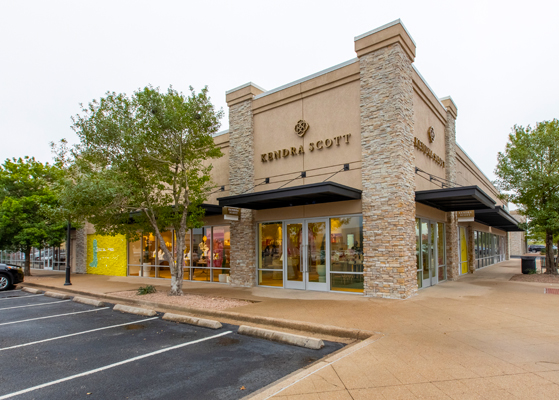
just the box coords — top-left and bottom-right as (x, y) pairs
(44, 291), (71, 300)
(113, 304), (157, 317)
(238, 325), (324, 350)
(21, 287), (44, 294)
(73, 296), (105, 307)
(20, 283), (372, 339)
(162, 313), (222, 329)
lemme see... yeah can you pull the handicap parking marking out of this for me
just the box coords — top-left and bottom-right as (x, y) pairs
(0, 330), (233, 400)
(0, 307), (110, 326)
(0, 294), (44, 301)
(0, 316), (160, 352)
(0, 299), (71, 311)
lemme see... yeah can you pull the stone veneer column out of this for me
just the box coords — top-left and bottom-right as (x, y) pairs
(505, 233), (510, 260)
(74, 227), (87, 274)
(441, 97), (460, 280)
(355, 21), (417, 299)
(467, 224), (476, 273)
(226, 83), (264, 287)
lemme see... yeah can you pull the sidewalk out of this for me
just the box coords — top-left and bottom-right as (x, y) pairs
(22, 261), (559, 399)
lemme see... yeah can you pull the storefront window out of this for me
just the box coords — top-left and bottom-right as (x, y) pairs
(212, 226), (231, 283)
(157, 231), (173, 279)
(258, 222), (283, 287)
(143, 233), (156, 277)
(416, 219), (421, 288)
(330, 216), (363, 293)
(192, 228), (210, 281)
(182, 231), (192, 280)
(128, 238), (142, 276)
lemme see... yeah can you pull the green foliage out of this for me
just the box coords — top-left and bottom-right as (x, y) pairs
(0, 157), (67, 275)
(137, 285), (157, 295)
(56, 85), (223, 294)
(495, 119), (559, 273)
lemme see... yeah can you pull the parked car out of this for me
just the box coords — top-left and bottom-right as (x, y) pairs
(0, 263), (24, 291)
(528, 245), (545, 253)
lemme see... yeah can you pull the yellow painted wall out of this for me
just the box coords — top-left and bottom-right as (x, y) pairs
(87, 234), (127, 276)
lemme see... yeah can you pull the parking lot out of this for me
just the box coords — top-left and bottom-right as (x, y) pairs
(0, 289), (343, 400)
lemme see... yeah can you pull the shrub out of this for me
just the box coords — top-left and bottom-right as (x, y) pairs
(137, 285), (157, 295)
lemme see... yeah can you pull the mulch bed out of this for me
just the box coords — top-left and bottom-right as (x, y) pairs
(510, 274), (559, 283)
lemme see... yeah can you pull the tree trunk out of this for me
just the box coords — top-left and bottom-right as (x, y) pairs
(545, 230), (555, 274)
(171, 230), (185, 296)
(24, 247), (32, 276)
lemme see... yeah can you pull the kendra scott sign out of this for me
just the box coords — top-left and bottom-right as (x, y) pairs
(261, 120), (352, 162)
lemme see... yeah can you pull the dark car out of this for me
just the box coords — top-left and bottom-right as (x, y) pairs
(0, 263), (24, 291)
(528, 245), (546, 253)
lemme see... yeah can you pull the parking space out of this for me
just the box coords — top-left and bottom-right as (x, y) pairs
(0, 291), (344, 400)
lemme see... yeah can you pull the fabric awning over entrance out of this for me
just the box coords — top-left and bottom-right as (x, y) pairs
(217, 182), (362, 210)
(475, 206), (524, 232)
(415, 186), (496, 212)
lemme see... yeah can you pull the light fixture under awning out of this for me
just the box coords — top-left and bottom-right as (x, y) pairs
(475, 206), (524, 232)
(217, 182), (362, 210)
(415, 186), (496, 212)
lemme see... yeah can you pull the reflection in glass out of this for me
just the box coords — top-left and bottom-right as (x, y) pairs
(258, 222), (283, 287)
(421, 222), (429, 280)
(308, 222), (326, 283)
(128, 238), (142, 276)
(286, 223), (303, 282)
(157, 231), (173, 279)
(330, 217), (363, 273)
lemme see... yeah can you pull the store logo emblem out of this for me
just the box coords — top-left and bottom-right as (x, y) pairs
(428, 126), (435, 143)
(295, 120), (309, 137)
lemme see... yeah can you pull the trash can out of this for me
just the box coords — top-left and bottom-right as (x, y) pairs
(521, 256), (536, 274)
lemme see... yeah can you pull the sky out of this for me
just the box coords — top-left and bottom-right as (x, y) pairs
(1, 0), (558, 183)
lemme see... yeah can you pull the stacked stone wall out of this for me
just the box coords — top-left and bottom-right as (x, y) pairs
(444, 108), (459, 280)
(228, 99), (257, 287)
(509, 231), (526, 255)
(74, 228), (87, 274)
(467, 225), (476, 273)
(359, 43), (417, 299)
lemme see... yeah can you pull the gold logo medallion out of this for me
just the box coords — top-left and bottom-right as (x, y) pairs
(295, 120), (309, 137)
(428, 126), (435, 143)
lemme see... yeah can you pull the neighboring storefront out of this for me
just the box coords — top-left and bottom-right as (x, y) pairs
(49, 20), (522, 299)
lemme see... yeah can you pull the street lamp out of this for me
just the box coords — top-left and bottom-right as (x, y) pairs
(64, 220), (72, 286)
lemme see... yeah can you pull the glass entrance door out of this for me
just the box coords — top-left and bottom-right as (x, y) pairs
(284, 219), (329, 291)
(421, 220), (438, 287)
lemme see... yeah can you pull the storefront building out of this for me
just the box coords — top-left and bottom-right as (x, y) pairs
(47, 20), (522, 299)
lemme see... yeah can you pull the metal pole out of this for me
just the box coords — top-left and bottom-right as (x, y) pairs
(64, 220), (72, 285)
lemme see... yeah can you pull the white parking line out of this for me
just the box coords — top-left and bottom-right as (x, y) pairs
(0, 330), (232, 400)
(0, 308), (110, 326)
(0, 294), (44, 301)
(0, 300), (70, 311)
(0, 317), (159, 351)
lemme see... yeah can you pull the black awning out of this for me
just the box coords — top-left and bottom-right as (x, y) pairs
(201, 203), (222, 216)
(415, 186), (496, 212)
(475, 206), (524, 232)
(217, 182), (362, 210)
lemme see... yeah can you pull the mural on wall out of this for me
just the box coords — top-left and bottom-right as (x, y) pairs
(86, 234), (127, 276)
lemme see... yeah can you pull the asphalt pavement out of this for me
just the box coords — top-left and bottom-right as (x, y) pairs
(0, 289), (343, 400)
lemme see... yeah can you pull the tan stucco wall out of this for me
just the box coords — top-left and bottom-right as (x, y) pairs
(415, 203), (446, 222)
(252, 79), (362, 193)
(412, 70), (448, 192)
(455, 145), (504, 206)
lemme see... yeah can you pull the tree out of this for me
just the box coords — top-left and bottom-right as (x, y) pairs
(495, 119), (559, 274)
(61, 85), (223, 295)
(0, 157), (67, 276)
